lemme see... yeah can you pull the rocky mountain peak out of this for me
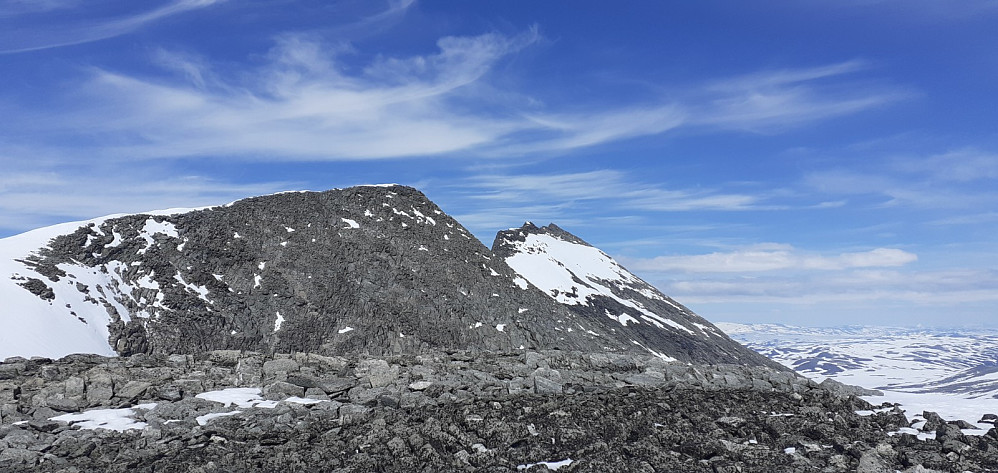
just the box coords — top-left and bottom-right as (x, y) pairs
(493, 222), (783, 368)
(3, 185), (778, 370)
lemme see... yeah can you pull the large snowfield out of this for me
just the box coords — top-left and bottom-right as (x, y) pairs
(719, 322), (998, 430)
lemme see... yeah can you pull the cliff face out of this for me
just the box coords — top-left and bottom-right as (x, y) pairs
(493, 222), (782, 368)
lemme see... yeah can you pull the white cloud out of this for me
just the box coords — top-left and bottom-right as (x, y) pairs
(0, 0), (225, 54)
(30, 32), (540, 160)
(692, 61), (908, 132)
(892, 148), (998, 182)
(650, 267), (998, 308)
(2, 31), (905, 162)
(803, 147), (998, 209)
(0, 0), (77, 16)
(463, 170), (763, 211)
(622, 244), (917, 273)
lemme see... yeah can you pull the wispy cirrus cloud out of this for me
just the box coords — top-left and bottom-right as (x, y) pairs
(621, 243), (917, 273)
(1, 25), (905, 162)
(436, 169), (772, 241)
(803, 147), (998, 209)
(0, 0), (225, 54)
(19, 31), (539, 160)
(0, 0), (79, 16)
(692, 60), (909, 133)
(461, 170), (763, 211)
(662, 268), (998, 306)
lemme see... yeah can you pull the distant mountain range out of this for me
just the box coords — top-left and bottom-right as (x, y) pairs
(718, 322), (998, 429)
(0, 185), (772, 369)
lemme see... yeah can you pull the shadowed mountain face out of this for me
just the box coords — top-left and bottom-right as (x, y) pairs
(493, 222), (782, 368)
(3, 185), (777, 368)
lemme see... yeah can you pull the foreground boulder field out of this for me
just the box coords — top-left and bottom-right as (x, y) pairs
(1, 185), (996, 471)
(3, 350), (998, 472)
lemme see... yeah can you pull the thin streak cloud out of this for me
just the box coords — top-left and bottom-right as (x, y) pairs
(0, 0), (224, 54)
(622, 244), (918, 273)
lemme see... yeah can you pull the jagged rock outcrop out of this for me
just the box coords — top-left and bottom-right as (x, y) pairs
(494, 222), (782, 369)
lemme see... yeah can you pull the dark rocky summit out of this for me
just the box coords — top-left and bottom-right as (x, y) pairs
(14, 186), (634, 357)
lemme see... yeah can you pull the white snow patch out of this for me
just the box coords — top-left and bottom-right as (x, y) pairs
(341, 218), (360, 229)
(784, 447), (796, 454)
(196, 411), (242, 426)
(258, 261), (266, 270)
(253, 274), (262, 288)
(496, 324), (506, 332)
(364, 209), (374, 217)
(284, 226), (295, 233)
(410, 208), (436, 225)
(517, 459), (573, 471)
(274, 312), (285, 332)
(338, 327), (354, 334)
(51, 403), (156, 432)
(135, 219), (179, 255)
(143, 219), (179, 239)
(518, 308), (529, 314)
(284, 397), (324, 405)
(513, 277), (529, 290)
(233, 232), (241, 239)
(606, 310), (638, 327)
(631, 340), (677, 362)
(174, 272), (210, 304)
(106, 230), (124, 248)
(196, 388), (270, 408)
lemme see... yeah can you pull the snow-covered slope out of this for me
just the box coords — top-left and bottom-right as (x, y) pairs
(493, 223), (782, 368)
(719, 322), (998, 429)
(0, 209), (200, 359)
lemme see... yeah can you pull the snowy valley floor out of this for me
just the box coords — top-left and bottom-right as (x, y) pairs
(719, 323), (998, 432)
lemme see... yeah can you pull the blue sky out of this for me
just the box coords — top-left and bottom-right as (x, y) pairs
(2, 0), (997, 327)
